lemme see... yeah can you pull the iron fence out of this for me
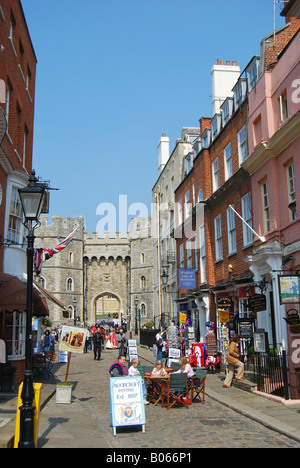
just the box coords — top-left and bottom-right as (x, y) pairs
(252, 350), (289, 400)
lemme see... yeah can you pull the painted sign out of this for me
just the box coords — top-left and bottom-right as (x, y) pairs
(109, 376), (146, 437)
(59, 326), (88, 354)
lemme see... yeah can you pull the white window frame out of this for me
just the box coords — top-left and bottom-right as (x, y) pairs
(185, 190), (191, 219)
(286, 161), (297, 221)
(7, 186), (25, 245)
(280, 91), (289, 122)
(227, 206), (237, 255)
(212, 157), (219, 192)
(261, 180), (270, 233)
(7, 311), (26, 359)
(238, 125), (248, 164)
(214, 215), (223, 261)
(241, 192), (253, 247)
(179, 243), (185, 269)
(199, 225), (206, 283)
(178, 199), (183, 226)
(224, 143), (232, 180)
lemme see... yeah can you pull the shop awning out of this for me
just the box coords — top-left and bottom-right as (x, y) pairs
(33, 280), (71, 314)
(0, 272), (49, 317)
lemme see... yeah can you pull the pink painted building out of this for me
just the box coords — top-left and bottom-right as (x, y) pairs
(243, 20), (300, 398)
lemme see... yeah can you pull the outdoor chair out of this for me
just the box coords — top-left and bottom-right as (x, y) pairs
(171, 362), (181, 371)
(137, 365), (145, 378)
(163, 373), (189, 410)
(190, 369), (207, 404)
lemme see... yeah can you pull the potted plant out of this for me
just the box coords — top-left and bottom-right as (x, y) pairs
(56, 382), (73, 404)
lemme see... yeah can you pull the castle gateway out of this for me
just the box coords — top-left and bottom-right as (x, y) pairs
(34, 216), (153, 329)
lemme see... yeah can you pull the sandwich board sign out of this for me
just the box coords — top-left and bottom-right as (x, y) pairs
(109, 376), (146, 437)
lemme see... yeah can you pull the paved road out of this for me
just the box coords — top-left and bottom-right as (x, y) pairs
(37, 347), (300, 449)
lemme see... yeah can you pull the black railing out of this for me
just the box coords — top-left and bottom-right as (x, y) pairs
(140, 329), (158, 348)
(252, 351), (289, 400)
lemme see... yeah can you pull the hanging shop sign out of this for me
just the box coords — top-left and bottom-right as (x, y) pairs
(278, 275), (300, 305)
(283, 309), (300, 334)
(237, 318), (255, 339)
(248, 294), (266, 313)
(217, 296), (233, 308)
(218, 309), (230, 323)
(179, 269), (196, 290)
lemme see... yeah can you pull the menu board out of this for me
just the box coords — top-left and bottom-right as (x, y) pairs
(237, 319), (255, 339)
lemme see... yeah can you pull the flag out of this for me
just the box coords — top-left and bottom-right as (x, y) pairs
(34, 228), (78, 275)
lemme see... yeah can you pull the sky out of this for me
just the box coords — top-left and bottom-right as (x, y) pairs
(21, 0), (286, 235)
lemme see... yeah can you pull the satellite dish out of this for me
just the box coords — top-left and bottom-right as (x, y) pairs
(0, 107), (7, 144)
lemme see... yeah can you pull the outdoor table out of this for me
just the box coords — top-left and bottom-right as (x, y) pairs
(145, 375), (169, 407)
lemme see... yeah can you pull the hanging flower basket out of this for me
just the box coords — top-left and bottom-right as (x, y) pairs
(42, 317), (52, 327)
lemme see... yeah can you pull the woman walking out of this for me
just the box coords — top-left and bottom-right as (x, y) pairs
(223, 334), (244, 388)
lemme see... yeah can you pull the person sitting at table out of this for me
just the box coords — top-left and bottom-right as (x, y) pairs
(174, 356), (196, 385)
(109, 354), (128, 377)
(151, 361), (168, 377)
(128, 359), (149, 405)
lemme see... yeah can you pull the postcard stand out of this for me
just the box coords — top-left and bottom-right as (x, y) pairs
(109, 376), (146, 437)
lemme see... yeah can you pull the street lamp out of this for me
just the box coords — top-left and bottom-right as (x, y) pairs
(161, 269), (169, 286)
(134, 295), (139, 336)
(18, 171), (45, 449)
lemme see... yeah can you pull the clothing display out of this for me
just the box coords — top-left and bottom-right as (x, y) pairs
(188, 343), (207, 367)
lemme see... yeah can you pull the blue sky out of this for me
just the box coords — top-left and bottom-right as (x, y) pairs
(21, 0), (286, 235)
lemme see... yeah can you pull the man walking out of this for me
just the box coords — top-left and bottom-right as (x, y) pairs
(93, 328), (104, 360)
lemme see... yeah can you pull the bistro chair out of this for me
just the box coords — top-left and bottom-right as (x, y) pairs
(137, 365), (145, 378)
(190, 369), (207, 404)
(164, 373), (189, 410)
(171, 362), (181, 371)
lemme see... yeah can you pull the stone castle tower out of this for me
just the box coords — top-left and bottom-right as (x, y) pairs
(34, 216), (154, 329)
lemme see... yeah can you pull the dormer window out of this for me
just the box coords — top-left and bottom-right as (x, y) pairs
(221, 97), (234, 126)
(233, 78), (247, 110)
(246, 56), (260, 92)
(211, 114), (221, 141)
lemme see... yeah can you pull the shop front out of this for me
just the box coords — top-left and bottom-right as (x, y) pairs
(0, 273), (49, 390)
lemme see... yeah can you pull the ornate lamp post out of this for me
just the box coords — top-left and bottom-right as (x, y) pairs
(18, 171), (45, 448)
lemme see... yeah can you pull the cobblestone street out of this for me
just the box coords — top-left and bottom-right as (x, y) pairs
(37, 348), (300, 449)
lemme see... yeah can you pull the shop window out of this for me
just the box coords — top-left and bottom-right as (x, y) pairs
(0, 311), (26, 359)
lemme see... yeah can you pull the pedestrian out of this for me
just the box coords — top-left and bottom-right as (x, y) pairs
(223, 334), (245, 388)
(116, 328), (127, 356)
(109, 354), (128, 377)
(155, 329), (165, 362)
(42, 330), (54, 354)
(93, 328), (104, 360)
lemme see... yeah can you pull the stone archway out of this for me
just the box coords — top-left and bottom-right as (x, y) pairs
(93, 291), (122, 321)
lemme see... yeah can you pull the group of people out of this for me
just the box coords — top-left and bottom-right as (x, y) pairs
(109, 334), (245, 393)
(86, 325), (128, 361)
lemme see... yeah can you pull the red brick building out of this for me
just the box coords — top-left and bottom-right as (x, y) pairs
(0, 0), (40, 386)
(0, 0), (37, 273)
(175, 15), (300, 362)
